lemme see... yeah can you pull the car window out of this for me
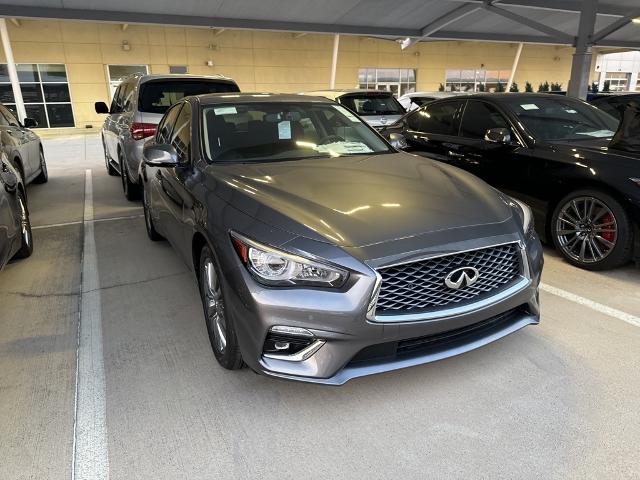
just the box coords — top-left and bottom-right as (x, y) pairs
(460, 100), (510, 139)
(339, 94), (405, 116)
(201, 101), (392, 163)
(406, 101), (461, 135)
(170, 102), (191, 163)
(138, 80), (239, 114)
(0, 106), (11, 127)
(122, 81), (136, 112)
(0, 105), (18, 126)
(110, 86), (123, 114)
(156, 103), (183, 144)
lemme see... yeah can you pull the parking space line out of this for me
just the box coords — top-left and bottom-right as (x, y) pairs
(33, 214), (144, 230)
(541, 283), (640, 328)
(72, 169), (110, 480)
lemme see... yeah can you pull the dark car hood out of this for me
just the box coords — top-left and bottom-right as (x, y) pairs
(552, 138), (640, 161)
(209, 153), (513, 247)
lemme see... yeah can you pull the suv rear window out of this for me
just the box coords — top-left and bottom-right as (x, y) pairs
(339, 94), (405, 116)
(138, 80), (239, 114)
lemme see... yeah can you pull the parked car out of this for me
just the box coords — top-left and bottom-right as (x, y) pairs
(301, 89), (405, 129)
(139, 93), (543, 384)
(0, 103), (47, 186)
(380, 93), (640, 270)
(95, 74), (240, 200)
(398, 91), (467, 111)
(0, 152), (33, 270)
(590, 93), (640, 121)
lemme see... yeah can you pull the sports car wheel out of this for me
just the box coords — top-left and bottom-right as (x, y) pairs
(142, 185), (164, 241)
(14, 191), (33, 259)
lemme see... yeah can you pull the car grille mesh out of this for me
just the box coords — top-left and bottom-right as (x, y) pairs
(375, 243), (522, 315)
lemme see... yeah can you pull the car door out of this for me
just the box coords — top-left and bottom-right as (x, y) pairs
(400, 100), (465, 162)
(104, 85), (124, 161)
(0, 105), (34, 179)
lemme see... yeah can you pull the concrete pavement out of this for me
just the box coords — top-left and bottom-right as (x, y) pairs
(1, 134), (639, 480)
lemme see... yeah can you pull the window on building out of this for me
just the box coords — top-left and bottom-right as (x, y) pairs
(604, 72), (630, 91)
(107, 64), (148, 99)
(0, 63), (74, 128)
(445, 69), (511, 92)
(358, 68), (416, 96)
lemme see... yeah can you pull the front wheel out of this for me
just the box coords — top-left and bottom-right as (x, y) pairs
(33, 149), (48, 184)
(13, 190), (33, 259)
(551, 189), (633, 270)
(199, 245), (243, 370)
(142, 185), (164, 241)
(119, 151), (141, 201)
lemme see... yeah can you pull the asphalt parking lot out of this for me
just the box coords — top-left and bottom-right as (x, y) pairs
(1, 134), (639, 480)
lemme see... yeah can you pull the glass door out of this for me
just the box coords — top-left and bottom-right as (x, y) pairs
(376, 82), (400, 96)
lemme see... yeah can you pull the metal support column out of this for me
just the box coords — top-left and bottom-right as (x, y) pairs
(329, 34), (339, 89)
(506, 43), (524, 92)
(567, 0), (597, 99)
(0, 18), (26, 121)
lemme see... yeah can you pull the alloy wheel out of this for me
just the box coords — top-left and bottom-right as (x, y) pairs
(19, 196), (31, 248)
(203, 259), (227, 353)
(555, 196), (617, 264)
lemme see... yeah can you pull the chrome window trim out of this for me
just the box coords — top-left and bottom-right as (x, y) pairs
(369, 241), (530, 324)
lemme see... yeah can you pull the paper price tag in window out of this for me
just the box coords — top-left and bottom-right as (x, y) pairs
(278, 121), (291, 139)
(520, 104), (539, 110)
(213, 106), (237, 115)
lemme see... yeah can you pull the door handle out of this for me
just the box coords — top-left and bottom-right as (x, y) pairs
(448, 150), (464, 158)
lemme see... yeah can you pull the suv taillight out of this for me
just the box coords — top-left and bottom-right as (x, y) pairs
(130, 122), (157, 140)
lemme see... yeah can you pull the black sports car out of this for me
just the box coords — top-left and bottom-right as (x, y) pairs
(381, 93), (640, 270)
(0, 152), (33, 270)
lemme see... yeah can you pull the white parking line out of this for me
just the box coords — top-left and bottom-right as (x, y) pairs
(32, 214), (144, 230)
(72, 169), (110, 480)
(541, 283), (640, 328)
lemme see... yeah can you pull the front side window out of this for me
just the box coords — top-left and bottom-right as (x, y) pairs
(156, 103), (183, 144)
(138, 80), (239, 114)
(460, 100), (510, 139)
(339, 94), (405, 116)
(170, 103), (192, 163)
(201, 101), (392, 163)
(500, 97), (618, 142)
(406, 101), (461, 135)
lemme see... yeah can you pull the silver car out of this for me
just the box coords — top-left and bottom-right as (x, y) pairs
(140, 93), (544, 385)
(303, 89), (406, 129)
(95, 74), (239, 200)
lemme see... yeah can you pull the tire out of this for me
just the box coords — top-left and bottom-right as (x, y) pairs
(142, 184), (164, 241)
(119, 150), (141, 201)
(551, 189), (633, 270)
(199, 245), (243, 370)
(33, 148), (48, 184)
(13, 190), (33, 259)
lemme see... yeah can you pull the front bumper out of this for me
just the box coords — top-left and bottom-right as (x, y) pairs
(224, 232), (543, 385)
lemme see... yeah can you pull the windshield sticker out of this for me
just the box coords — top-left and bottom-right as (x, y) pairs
(314, 141), (373, 155)
(520, 104), (539, 110)
(563, 109), (578, 114)
(278, 121), (292, 139)
(333, 105), (361, 123)
(213, 106), (237, 115)
(575, 130), (614, 138)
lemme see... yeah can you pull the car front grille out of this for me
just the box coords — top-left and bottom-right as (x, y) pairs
(375, 243), (522, 316)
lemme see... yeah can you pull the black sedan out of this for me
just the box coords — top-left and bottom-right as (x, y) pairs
(381, 93), (640, 270)
(590, 93), (640, 122)
(0, 153), (33, 270)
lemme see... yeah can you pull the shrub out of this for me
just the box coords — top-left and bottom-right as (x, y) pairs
(438, 83), (445, 92)
(509, 82), (519, 92)
(525, 81), (533, 92)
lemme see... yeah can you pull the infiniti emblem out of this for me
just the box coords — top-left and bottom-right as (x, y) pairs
(444, 266), (480, 290)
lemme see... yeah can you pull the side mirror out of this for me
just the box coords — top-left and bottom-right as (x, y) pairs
(23, 117), (38, 128)
(143, 143), (179, 168)
(1, 170), (18, 192)
(484, 127), (511, 144)
(95, 102), (110, 114)
(388, 132), (408, 150)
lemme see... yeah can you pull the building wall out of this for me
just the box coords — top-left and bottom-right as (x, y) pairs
(595, 50), (640, 91)
(0, 19), (580, 132)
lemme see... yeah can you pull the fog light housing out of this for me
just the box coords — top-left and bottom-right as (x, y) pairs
(262, 326), (325, 361)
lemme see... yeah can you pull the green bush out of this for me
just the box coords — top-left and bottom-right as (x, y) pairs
(495, 82), (505, 92)
(525, 81), (533, 92)
(438, 83), (445, 92)
(509, 82), (519, 92)
(538, 81), (550, 92)
(603, 80), (610, 92)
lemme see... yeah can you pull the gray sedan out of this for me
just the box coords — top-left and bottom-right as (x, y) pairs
(140, 93), (543, 384)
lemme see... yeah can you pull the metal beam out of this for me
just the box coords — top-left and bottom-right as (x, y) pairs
(427, 30), (573, 45)
(401, 3), (482, 49)
(567, 0), (597, 99)
(0, 18), (26, 122)
(481, 3), (574, 43)
(591, 9), (640, 44)
(445, 0), (632, 17)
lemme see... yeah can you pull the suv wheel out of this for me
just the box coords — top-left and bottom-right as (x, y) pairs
(14, 190), (33, 259)
(199, 245), (243, 370)
(551, 189), (633, 270)
(119, 151), (140, 201)
(33, 148), (48, 184)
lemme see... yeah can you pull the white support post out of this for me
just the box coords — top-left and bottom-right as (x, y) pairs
(506, 43), (524, 92)
(329, 34), (339, 89)
(567, 0), (597, 99)
(0, 18), (26, 122)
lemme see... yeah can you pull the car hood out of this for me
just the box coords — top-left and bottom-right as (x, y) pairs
(552, 139), (640, 161)
(210, 153), (513, 248)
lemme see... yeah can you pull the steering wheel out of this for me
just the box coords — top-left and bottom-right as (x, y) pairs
(318, 135), (345, 145)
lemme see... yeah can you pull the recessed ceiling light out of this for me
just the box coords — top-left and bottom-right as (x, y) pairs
(633, 18), (640, 24)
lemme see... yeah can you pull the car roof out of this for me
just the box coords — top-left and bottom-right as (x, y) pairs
(302, 89), (393, 100)
(123, 73), (237, 84)
(195, 92), (336, 105)
(424, 93), (585, 103)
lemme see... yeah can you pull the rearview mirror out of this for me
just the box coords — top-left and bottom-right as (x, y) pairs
(143, 143), (179, 168)
(95, 102), (109, 114)
(388, 132), (408, 150)
(484, 127), (511, 144)
(23, 117), (38, 128)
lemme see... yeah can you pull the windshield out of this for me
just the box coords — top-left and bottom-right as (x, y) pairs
(201, 102), (392, 163)
(500, 96), (618, 142)
(340, 94), (405, 116)
(139, 80), (239, 114)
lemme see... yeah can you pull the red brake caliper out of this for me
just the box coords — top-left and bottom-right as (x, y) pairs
(601, 213), (615, 242)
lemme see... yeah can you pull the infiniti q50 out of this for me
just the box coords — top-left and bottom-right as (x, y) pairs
(139, 93), (543, 384)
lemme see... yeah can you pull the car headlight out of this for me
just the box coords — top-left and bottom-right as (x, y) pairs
(230, 232), (348, 287)
(508, 197), (534, 233)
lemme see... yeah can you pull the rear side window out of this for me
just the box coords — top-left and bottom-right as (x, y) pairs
(460, 100), (510, 139)
(138, 80), (239, 114)
(340, 94), (405, 116)
(406, 101), (461, 135)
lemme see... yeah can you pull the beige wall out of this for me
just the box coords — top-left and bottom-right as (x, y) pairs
(0, 19), (582, 131)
